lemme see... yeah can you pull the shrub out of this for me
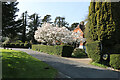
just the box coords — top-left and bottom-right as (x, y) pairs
(110, 54), (120, 69)
(24, 43), (31, 48)
(32, 45), (74, 57)
(62, 45), (74, 57)
(10, 44), (15, 48)
(72, 48), (87, 58)
(86, 41), (101, 62)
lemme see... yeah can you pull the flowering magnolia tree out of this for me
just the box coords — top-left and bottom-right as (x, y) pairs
(34, 23), (86, 45)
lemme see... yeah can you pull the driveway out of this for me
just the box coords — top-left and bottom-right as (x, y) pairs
(12, 48), (120, 79)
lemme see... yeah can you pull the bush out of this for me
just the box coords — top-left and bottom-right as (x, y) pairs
(110, 54), (120, 69)
(86, 41), (101, 62)
(72, 48), (87, 58)
(32, 45), (74, 57)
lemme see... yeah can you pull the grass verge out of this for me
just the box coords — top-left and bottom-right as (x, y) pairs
(0, 49), (57, 79)
(90, 62), (108, 68)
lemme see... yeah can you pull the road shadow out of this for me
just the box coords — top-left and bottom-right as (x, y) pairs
(28, 52), (120, 79)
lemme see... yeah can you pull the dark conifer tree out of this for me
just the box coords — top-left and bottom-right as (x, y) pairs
(2, 1), (22, 39)
(86, 1), (120, 47)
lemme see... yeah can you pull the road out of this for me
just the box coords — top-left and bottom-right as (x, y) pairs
(12, 48), (120, 79)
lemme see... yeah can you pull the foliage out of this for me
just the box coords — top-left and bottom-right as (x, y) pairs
(84, 20), (93, 43)
(72, 48), (87, 58)
(54, 16), (69, 27)
(70, 23), (79, 30)
(86, 41), (101, 63)
(2, 1), (22, 39)
(20, 11), (28, 42)
(2, 40), (31, 48)
(34, 23), (86, 45)
(1, 49), (57, 78)
(79, 21), (85, 33)
(85, 1), (120, 66)
(32, 45), (74, 57)
(27, 13), (41, 43)
(110, 54), (120, 69)
(42, 14), (52, 23)
(87, 1), (120, 47)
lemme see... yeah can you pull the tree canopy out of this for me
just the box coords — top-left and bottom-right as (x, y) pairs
(2, 1), (22, 39)
(86, 1), (120, 47)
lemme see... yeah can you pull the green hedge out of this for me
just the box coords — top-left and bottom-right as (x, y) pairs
(110, 54), (120, 69)
(72, 48), (87, 58)
(86, 41), (101, 63)
(1, 40), (31, 48)
(2, 43), (31, 48)
(32, 45), (74, 57)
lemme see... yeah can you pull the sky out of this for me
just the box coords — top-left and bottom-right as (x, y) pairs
(16, 0), (90, 26)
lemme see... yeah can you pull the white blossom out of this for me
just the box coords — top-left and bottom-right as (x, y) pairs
(34, 23), (86, 45)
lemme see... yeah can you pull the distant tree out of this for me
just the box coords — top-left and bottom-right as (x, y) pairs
(79, 21), (85, 32)
(54, 16), (69, 27)
(27, 13), (41, 43)
(2, 1), (22, 39)
(42, 15), (52, 23)
(70, 23), (79, 30)
(20, 11), (28, 43)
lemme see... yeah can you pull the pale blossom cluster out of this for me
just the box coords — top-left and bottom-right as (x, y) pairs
(34, 23), (86, 45)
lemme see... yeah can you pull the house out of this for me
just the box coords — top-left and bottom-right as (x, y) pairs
(73, 21), (85, 49)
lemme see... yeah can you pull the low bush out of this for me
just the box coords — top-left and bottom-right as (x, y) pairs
(110, 54), (120, 69)
(86, 41), (101, 63)
(72, 48), (87, 58)
(32, 45), (74, 57)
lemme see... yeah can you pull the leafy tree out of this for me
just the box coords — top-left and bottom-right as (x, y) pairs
(42, 14), (52, 23)
(2, 1), (22, 39)
(54, 16), (69, 27)
(27, 13), (41, 43)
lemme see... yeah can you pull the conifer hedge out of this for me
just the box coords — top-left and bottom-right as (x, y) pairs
(86, 41), (101, 62)
(110, 54), (120, 69)
(85, 1), (120, 65)
(88, 1), (120, 47)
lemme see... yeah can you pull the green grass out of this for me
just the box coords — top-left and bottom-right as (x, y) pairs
(0, 49), (57, 79)
(91, 62), (108, 68)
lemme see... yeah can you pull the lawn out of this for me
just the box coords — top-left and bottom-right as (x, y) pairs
(0, 49), (57, 79)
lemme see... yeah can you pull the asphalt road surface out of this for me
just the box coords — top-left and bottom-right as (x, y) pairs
(11, 48), (120, 80)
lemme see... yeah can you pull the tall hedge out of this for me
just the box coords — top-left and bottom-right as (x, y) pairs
(32, 45), (74, 57)
(87, 1), (120, 47)
(86, 41), (101, 62)
(110, 54), (120, 69)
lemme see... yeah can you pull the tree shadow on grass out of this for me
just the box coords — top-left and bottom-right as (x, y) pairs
(2, 52), (57, 80)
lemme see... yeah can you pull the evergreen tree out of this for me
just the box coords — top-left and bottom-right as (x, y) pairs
(54, 16), (69, 27)
(21, 11), (28, 43)
(86, 1), (120, 47)
(2, 1), (22, 39)
(27, 13), (41, 43)
(70, 22), (79, 30)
